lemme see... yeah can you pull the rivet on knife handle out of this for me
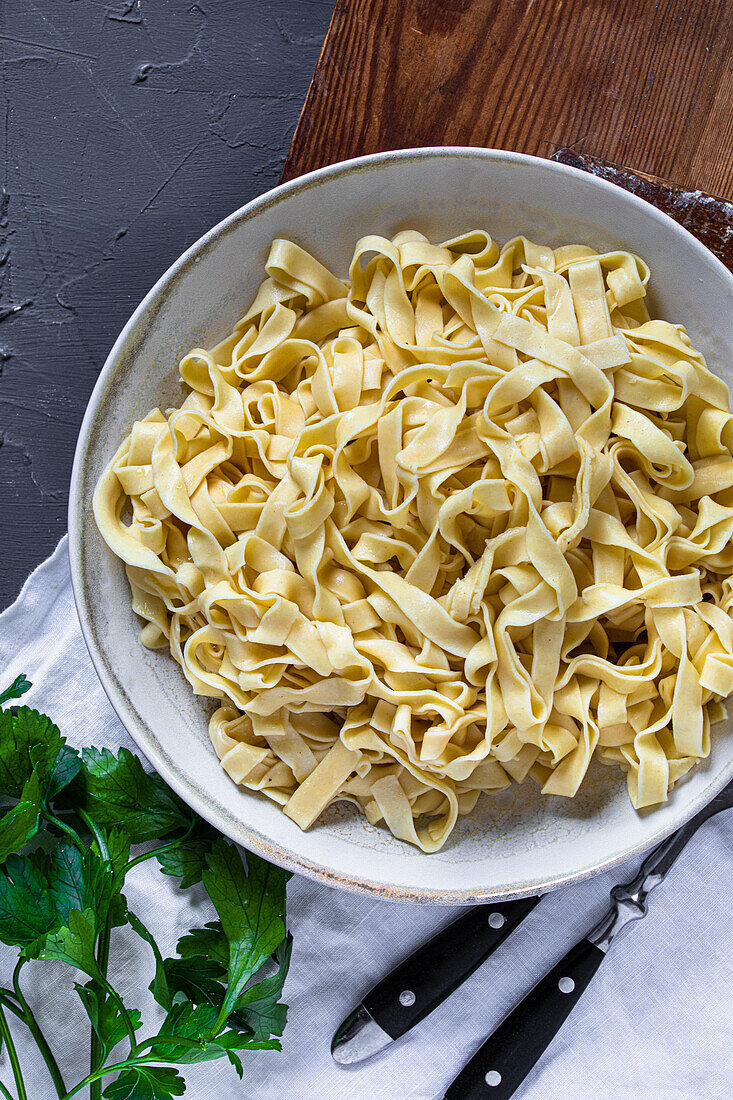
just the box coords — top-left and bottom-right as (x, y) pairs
(332, 894), (540, 1064)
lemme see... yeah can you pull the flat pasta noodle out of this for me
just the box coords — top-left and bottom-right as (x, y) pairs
(94, 229), (733, 852)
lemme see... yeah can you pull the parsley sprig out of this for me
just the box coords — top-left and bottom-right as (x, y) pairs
(0, 675), (291, 1099)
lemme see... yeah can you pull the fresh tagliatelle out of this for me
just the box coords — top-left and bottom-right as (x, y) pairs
(94, 228), (733, 852)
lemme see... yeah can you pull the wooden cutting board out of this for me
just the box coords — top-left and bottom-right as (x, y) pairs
(281, 0), (733, 266)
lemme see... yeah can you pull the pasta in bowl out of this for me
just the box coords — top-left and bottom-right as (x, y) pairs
(71, 149), (733, 900)
(93, 225), (733, 854)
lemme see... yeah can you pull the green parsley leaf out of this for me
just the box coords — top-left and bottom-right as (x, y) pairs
(44, 744), (83, 802)
(218, 1028), (281, 1054)
(0, 771), (41, 862)
(202, 840), (289, 1022)
(0, 674), (31, 706)
(0, 853), (58, 948)
(162, 956), (226, 1007)
(108, 891), (130, 930)
(155, 821), (219, 888)
(0, 693), (293, 1095)
(147, 1002), (275, 1069)
(37, 907), (101, 978)
(104, 826), (132, 880)
(233, 933), (292, 1042)
(218, 1044), (245, 1079)
(176, 921), (229, 969)
(103, 1066), (185, 1100)
(0, 843), (118, 959)
(161, 932), (291, 1046)
(147, 1001), (217, 1063)
(78, 748), (192, 843)
(46, 843), (116, 927)
(0, 706), (79, 803)
(74, 982), (143, 1062)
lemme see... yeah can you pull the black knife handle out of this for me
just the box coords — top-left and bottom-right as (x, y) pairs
(444, 937), (605, 1100)
(365, 895), (540, 1039)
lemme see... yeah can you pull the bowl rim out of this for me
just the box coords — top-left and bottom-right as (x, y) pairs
(69, 145), (733, 903)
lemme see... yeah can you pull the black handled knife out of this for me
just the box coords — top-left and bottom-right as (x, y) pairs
(332, 894), (540, 1063)
(443, 776), (733, 1099)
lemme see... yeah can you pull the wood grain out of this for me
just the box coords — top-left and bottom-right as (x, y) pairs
(282, 0), (733, 197)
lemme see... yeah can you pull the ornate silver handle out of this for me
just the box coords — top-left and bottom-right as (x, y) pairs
(587, 793), (728, 954)
(587, 868), (662, 953)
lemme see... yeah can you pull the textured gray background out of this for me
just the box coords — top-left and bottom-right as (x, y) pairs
(0, 0), (334, 609)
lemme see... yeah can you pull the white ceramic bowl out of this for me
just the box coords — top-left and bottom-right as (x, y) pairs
(69, 148), (733, 903)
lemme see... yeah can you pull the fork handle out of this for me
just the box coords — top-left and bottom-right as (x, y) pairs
(443, 937), (605, 1099)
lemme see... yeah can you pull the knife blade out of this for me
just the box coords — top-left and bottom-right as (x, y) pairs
(332, 894), (540, 1063)
(443, 776), (733, 1099)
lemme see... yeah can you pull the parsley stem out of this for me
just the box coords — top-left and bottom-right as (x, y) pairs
(73, 809), (114, 1100)
(42, 812), (87, 855)
(77, 810), (109, 862)
(63, 1055), (186, 1098)
(89, 918), (113, 1100)
(0, 1003), (26, 1100)
(10, 963), (23, 1007)
(118, 819), (196, 884)
(97, 976), (139, 1056)
(134, 1034), (208, 1053)
(10, 963), (66, 1099)
(88, 1030), (101, 1100)
(0, 988), (22, 1013)
(213, 1001), (230, 1035)
(121, 845), (172, 878)
(0, 1078), (15, 1100)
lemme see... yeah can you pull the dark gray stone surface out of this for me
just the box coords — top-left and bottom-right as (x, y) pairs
(0, 0), (333, 609)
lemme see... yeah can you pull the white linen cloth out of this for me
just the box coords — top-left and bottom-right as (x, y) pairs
(0, 538), (730, 1100)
